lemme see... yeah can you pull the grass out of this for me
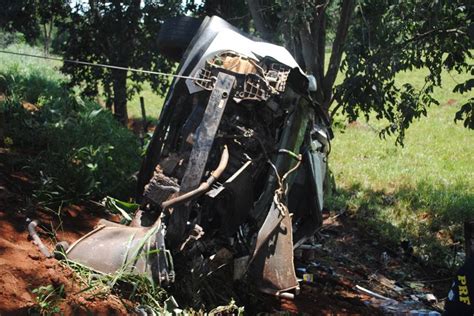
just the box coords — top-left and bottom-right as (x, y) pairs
(328, 61), (473, 267)
(63, 256), (243, 314)
(129, 82), (165, 120)
(63, 254), (169, 314)
(30, 284), (64, 315)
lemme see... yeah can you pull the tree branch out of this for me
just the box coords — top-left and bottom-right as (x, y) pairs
(400, 28), (464, 47)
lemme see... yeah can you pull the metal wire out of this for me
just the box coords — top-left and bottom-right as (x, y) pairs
(0, 50), (211, 82)
(268, 155), (302, 217)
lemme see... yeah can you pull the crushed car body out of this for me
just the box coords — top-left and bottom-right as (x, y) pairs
(65, 15), (332, 299)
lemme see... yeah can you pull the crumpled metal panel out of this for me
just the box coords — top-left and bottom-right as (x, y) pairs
(66, 223), (161, 282)
(251, 202), (299, 295)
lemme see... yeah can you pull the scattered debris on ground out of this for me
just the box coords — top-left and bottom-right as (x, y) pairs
(280, 211), (451, 315)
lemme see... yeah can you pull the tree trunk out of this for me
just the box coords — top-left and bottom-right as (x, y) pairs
(104, 81), (113, 110)
(323, 0), (355, 112)
(112, 69), (128, 125)
(247, 0), (355, 118)
(247, 0), (274, 41)
(43, 23), (49, 55)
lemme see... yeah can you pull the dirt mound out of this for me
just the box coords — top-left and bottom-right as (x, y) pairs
(0, 177), (129, 315)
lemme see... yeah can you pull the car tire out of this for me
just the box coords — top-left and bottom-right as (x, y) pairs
(157, 16), (202, 61)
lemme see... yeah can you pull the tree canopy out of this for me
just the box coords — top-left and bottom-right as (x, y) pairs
(339, 0), (473, 143)
(247, 0), (473, 144)
(59, 0), (182, 124)
(0, 0), (69, 53)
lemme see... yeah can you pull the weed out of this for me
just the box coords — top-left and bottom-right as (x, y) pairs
(30, 284), (65, 316)
(101, 196), (140, 223)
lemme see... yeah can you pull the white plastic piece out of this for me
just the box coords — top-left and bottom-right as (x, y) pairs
(307, 75), (317, 91)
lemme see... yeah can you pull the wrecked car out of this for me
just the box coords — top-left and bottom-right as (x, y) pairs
(65, 16), (332, 299)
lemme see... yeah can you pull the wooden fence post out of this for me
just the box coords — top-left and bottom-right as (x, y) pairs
(140, 96), (147, 134)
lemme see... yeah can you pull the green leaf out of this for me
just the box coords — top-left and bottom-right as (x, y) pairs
(102, 196), (139, 221)
(88, 108), (103, 118)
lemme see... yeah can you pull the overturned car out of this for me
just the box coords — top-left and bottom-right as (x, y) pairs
(65, 16), (332, 300)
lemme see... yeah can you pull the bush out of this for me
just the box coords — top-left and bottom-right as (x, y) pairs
(0, 43), (141, 204)
(0, 31), (26, 48)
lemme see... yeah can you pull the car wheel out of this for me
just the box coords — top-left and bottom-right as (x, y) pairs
(157, 16), (203, 61)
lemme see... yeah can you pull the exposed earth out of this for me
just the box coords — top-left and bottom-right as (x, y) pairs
(0, 146), (452, 315)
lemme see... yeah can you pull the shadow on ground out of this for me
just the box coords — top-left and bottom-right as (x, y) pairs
(327, 180), (474, 269)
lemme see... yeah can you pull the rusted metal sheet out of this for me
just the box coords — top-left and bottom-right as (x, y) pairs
(251, 202), (299, 295)
(249, 94), (310, 296)
(66, 225), (157, 278)
(66, 220), (173, 286)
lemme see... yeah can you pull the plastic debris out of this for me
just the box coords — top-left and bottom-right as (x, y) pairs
(302, 273), (314, 283)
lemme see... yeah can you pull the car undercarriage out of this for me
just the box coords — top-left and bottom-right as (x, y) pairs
(65, 15), (332, 300)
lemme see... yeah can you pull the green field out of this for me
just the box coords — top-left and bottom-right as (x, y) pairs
(329, 66), (473, 266)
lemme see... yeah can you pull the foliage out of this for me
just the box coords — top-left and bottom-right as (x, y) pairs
(0, 0), (42, 43)
(0, 44), (141, 204)
(30, 284), (64, 316)
(102, 196), (140, 223)
(58, 0), (182, 124)
(189, 0), (252, 32)
(338, 0), (473, 145)
(247, 0), (472, 144)
(0, 0), (70, 53)
(0, 30), (27, 48)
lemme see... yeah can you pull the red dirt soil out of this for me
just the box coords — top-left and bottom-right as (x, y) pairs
(0, 171), (130, 315)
